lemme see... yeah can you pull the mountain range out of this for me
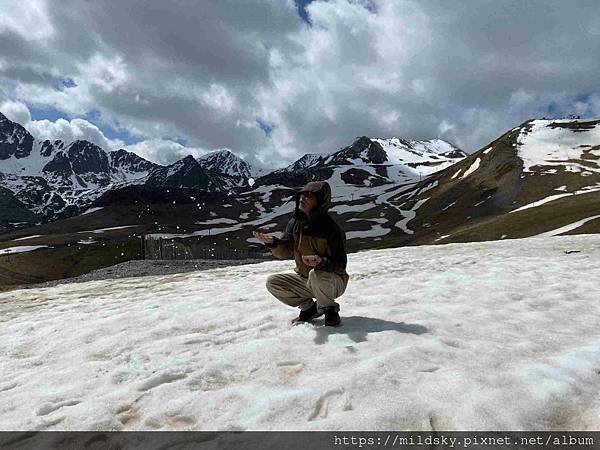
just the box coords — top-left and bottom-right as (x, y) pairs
(0, 111), (465, 229)
(1, 111), (599, 288)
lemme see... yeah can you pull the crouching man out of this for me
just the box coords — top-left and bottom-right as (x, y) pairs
(253, 181), (349, 326)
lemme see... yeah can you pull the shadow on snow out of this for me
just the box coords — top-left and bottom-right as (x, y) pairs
(311, 316), (428, 345)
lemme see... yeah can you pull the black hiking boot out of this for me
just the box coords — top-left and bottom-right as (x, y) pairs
(323, 306), (341, 327)
(292, 301), (321, 323)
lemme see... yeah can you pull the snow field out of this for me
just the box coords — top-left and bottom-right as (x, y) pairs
(1, 235), (600, 430)
(517, 120), (600, 173)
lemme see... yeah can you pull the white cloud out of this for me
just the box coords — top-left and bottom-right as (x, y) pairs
(0, 100), (31, 125)
(75, 53), (130, 94)
(0, 100), (124, 150)
(124, 139), (210, 166)
(438, 120), (455, 136)
(28, 118), (124, 150)
(571, 94), (600, 118)
(0, 0), (54, 40)
(198, 84), (236, 116)
(1, 0), (600, 162)
(10, 53), (130, 117)
(509, 89), (535, 107)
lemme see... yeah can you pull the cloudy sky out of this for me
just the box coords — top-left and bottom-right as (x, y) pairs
(1, 0), (599, 167)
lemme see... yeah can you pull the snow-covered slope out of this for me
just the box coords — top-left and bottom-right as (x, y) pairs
(319, 136), (465, 177)
(516, 119), (600, 174)
(2, 234), (600, 430)
(372, 137), (465, 167)
(255, 136), (465, 191)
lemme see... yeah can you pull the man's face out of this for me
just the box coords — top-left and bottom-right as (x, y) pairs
(299, 191), (318, 214)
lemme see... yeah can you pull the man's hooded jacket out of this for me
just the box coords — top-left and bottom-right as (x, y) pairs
(266, 181), (348, 281)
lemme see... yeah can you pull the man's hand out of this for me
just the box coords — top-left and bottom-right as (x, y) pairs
(253, 230), (274, 245)
(302, 254), (322, 267)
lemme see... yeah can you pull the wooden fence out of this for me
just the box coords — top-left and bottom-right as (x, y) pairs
(143, 234), (268, 260)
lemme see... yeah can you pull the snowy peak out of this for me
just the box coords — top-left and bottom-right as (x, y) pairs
(39, 140), (111, 184)
(0, 108), (241, 221)
(278, 137), (465, 173)
(109, 149), (158, 173)
(197, 149), (252, 187)
(253, 135), (466, 190)
(309, 136), (465, 168)
(0, 112), (163, 220)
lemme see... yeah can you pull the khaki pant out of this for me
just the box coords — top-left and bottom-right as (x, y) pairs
(266, 269), (348, 312)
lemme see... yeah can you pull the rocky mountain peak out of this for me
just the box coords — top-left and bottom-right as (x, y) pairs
(197, 149), (253, 188)
(66, 140), (110, 175)
(176, 154), (199, 169)
(198, 149), (252, 179)
(109, 149), (158, 172)
(0, 112), (34, 160)
(282, 153), (327, 172)
(317, 136), (388, 166)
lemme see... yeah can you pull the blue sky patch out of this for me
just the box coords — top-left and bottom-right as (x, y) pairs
(100, 126), (142, 146)
(83, 109), (142, 145)
(28, 104), (71, 122)
(162, 136), (188, 147)
(256, 118), (276, 137)
(544, 102), (559, 116)
(50, 77), (77, 92)
(295, 0), (314, 24)
(574, 93), (590, 103)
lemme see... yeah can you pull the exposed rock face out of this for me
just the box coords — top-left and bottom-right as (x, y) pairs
(67, 141), (111, 175)
(146, 155), (226, 191)
(109, 149), (159, 177)
(0, 112), (34, 160)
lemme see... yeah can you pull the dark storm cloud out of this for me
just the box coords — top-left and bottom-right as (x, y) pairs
(0, 0), (599, 166)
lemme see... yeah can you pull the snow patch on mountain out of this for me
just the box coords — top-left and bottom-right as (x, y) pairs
(373, 137), (464, 167)
(395, 198), (429, 234)
(461, 158), (481, 179)
(346, 223), (391, 239)
(0, 245), (50, 255)
(511, 183), (600, 213)
(517, 119), (600, 174)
